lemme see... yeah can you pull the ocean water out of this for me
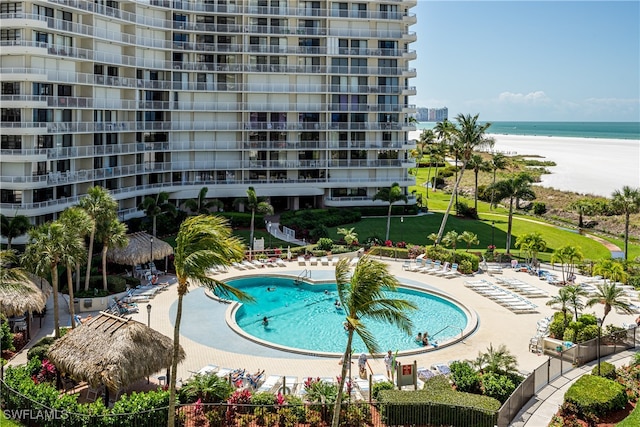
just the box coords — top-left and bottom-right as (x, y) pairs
(416, 121), (640, 140)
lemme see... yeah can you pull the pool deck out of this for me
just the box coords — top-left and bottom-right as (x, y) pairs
(124, 258), (635, 383)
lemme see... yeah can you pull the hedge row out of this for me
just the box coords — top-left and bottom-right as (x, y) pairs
(564, 374), (627, 420)
(377, 376), (499, 427)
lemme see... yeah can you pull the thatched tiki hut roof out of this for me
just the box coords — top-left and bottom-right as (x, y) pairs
(47, 312), (185, 393)
(106, 231), (174, 266)
(0, 273), (52, 317)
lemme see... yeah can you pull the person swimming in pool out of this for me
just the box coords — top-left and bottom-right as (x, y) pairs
(262, 316), (269, 326)
(267, 287), (276, 292)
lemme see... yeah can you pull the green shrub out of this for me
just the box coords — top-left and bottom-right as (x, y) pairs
(450, 361), (482, 394)
(27, 345), (49, 362)
(316, 238), (334, 251)
(372, 381), (394, 400)
(562, 328), (576, 343)
(578, 313), (597, 326)
(178, 373), (234, 404)
(564, 374), (627, 421)
(250, 391), (277, 407)
(576, 324), (599, 343)
(455, 201), (478, 219)
(591, 362), (617, 380)
(481, 373), (516, 403)
(549, 315), (568, 339)
(532, 202), (547, 215)
(1, 318), (14, 352)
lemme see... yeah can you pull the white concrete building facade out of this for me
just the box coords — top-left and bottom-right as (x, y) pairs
(1, 0), (417, 225)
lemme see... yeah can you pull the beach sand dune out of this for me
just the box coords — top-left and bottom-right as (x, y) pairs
(409, 131), (640, 197)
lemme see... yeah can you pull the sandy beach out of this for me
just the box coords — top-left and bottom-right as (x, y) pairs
(409, 131), (640, 197)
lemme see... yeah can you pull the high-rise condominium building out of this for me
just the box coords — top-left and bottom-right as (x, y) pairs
(0, 0), (417, 227)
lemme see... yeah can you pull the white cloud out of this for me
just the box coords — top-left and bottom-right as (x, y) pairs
(497, 91), (551, 104)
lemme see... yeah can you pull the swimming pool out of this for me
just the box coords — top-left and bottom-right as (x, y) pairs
(221, 276), (470, 355)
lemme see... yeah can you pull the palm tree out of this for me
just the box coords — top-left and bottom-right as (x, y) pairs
(564, 285), (589, 322)
(414, 128), (434, 167)
(372, 182), (408, 241)
(23, 222), (70, 338)
(138, 191), (177, 237)
(467, 154), (488, 211)
(427, 140), (448, 197)
(489, 173), (536, 253)
(459, 231), (479, 252)
(473, 343), (518, 375)
(489, 152), (508, 209)
(515, 232), (547, 266)
(58, 207), (92, 328)
(183, 187), (223, 215)
(551, 245), (584, 282)
(427, 233), (439, 247)
(435, 114), (494, 245)
(98, 219), (128, 291)
(586, 282), (632, 326)
(0, 214), (31, 250)
(546, 287), (572, 326)
(611, 186), (640, 261)
(234, 186), (274, 250)
(331, 256), (416, 427)
(593, 259), (628, 285)
(168, 215), (253, 427)
(441, 230), (461, 262)
(337, 227), (358, 246)
(78, 186), (117, 291)
(569, 198), (595, 229)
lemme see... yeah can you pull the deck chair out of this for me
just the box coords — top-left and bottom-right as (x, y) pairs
(297, 256), (307, 266)
(257, 375), (281, 393)
(320, 257), (329, 266)
(275, 258), (287, 267)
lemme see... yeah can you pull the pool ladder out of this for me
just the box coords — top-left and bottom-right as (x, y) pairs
(294, 269), (311, 285)
(430, 325), (464, 343)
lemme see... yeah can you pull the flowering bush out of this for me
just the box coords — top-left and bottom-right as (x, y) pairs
(384, 240), (393, 247)
(396, 241), (407, 248)
(487, 245), (496, 251)
(32, 359), (56, 384)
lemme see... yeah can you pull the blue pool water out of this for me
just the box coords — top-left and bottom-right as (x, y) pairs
(223, 276), (468, 354)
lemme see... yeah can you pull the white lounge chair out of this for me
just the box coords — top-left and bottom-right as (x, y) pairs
(275, 258), (287, 267)
(232, 262), (246, 270)
(297, 256), (307, 266)
(278, 376), (298, 395)
(194, 364), (219, 376)
(242, 260), (257, 269)
(309, 257), (318, 266)
(442, 263), (460, 278)
(216, 367), (233, 379)
(350, 257), (360, 266)
(433, 262), (451, 276)
(320, 257), (329, 266)
(423, 260), (441, 274)
(258, 375), (282, 393)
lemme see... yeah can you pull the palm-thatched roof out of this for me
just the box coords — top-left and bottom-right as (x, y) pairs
(0, 273), (52, 317)
(106, 232), (173, 266)
(47, 311), (185, 392)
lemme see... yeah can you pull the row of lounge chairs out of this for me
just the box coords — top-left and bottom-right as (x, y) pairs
(403, 258), (460, 278)
(464, 280), (538, 313)
(297, 256), (341, 266)
(495, 277), (549, 298)
(231, 258), (288, 270)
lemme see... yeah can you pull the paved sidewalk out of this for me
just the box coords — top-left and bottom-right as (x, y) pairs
(510, 350), (636, 426)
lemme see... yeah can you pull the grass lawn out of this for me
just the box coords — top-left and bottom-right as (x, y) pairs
(0, 412), (23, 427)
(617, 403), (640, 426)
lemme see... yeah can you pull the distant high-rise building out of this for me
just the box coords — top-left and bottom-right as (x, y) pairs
(0, 0), (418, 230)
(415, 107), (448, 122)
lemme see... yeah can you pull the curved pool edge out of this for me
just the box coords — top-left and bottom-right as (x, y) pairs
(205, 272), (479, 359)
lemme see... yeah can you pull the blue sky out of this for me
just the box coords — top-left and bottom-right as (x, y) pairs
(410, 1), (640, 121)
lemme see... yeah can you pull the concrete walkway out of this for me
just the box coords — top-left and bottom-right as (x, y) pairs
(510, 350), (636, 426)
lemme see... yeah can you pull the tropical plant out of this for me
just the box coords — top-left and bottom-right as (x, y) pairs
(78, 186), (118, 291)
(586, 282), (632, 326)
(467, 154), (489, 211)
(167, 215), (253, 427)
(611, 186), (640, 261)
(569, 198), (596, 229)
(138, 191), (177, 237)
(459, 231), (479, 252)
(337, 227), (358, 246)
(473, 343), (519, 376)
(183, 187), (223, 215)
(234, 187), (274, 250)
(551, 245), (584, 282)
(97, 219), (128, 291)
(441, 230), (461, 262)
(593, 259), (629, 285)
(546, 287), (573, 326)
(515, 232), (547, 266)
(427, 233), (439, 247)
(413, 128), (434, 167)
(426, 139), (448, 197)
(564, 285), (589, 322)
(372, 182), (408, 241)
(0, 214), (31, 250)
(434, 114), (494, 244)
(58, 207), (91, 328)
(331, 256), (416, 427)
(489, 172), (536, 253)
(178, 373), (234, 403)
(488, 152), (509, 209)
(23, 222), (71, 338)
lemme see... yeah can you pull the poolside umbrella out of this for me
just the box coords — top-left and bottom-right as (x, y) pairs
(0, 272), (51, 317)
(106, 231), (173, 266)
(47, 311), (185, 402)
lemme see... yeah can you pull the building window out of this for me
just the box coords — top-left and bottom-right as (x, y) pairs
(58, 85), (72, 96)
(34, 31), (50, 44)
(33, 109), (53, 122)
(1, 190), (23, 204)
(34, 83), (53, 95)
(0, 29), (20, 41)
(1, 135), (22, 149)
(1, 108), (20, 122)
(0, 3), (22, 13)
(34, 5), (54, 18)
(1, 82), (19, 94)
(37, 135), (53, 149)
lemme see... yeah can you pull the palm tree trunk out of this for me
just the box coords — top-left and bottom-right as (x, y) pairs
(7, 238), (12, 250)
(491, 169), (497, 210)
(506, 197), (514, 253)
(474, 170), (479, 211)
(152, 215), (157, 237)
(84, 226), (96, 291)
(436, 163), (467, 244)
(425, 161), (432, 198)
(75, 261), (81, 291)
(624, 213), (630, 260)
(385, 205), (392, 241)
(52, 264), (60, 338)
(168, 291), (185, 427)
(101, 245), (109, 291)
(331, 332), (354, 427)
(67, 262), (77, 329)
(249, 209), (256, 250)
